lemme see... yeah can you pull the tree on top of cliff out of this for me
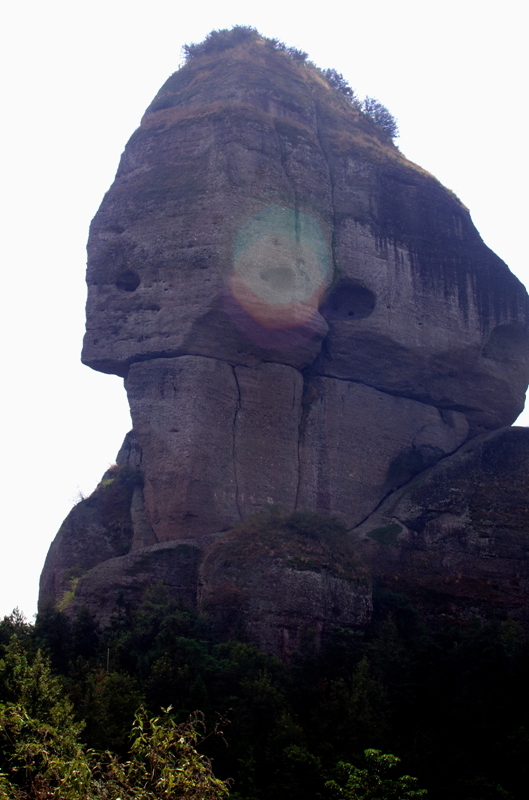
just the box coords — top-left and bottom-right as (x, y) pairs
(182, 27), (398, 140)
(182, 25), (261, 60)
(322, 68), (356, 100)
(182, 25), (310, 64)
(360, 97), (399, 140)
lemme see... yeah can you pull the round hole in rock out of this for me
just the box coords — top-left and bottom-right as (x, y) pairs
(326, 280), (376, 320)
(116, 269), (141, 292)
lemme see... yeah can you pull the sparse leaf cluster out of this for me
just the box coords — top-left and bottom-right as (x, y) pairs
(326, 750), (427, 799)
(322, 69), (356, 100)
(182, 26), (260, 60)
(359, 97), (399, 140)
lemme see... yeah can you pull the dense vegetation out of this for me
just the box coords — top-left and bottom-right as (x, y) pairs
(2, 581), (529, 798)
(181, 26), (399, 140)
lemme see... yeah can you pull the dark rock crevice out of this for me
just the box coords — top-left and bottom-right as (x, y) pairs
(305, 367), (480, 427)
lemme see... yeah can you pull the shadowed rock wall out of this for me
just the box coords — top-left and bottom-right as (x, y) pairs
(355, 426), (529, 628)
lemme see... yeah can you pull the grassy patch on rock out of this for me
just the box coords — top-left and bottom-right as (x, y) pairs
(209, 508), (367, 583)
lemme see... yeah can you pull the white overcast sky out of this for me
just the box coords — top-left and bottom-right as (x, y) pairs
(1, 0), (527, 619)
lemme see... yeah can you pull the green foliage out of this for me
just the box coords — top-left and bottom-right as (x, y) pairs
(34, 605), (100, 673)
(0, 639), (92, 799)
(325, 749), (427, 799)
(100, 707), (229, 799)
(69, 666), (143, 754)
(57, 578), (79, 611)
(182, 26), (260, 60)
(322, 69), (355, 100)
(0, 639), (230, 799)
(182, 26), (309, 65)
(0, 610), (33, 653)
(360, 97), (399, 139)
(366, 525), (402, 546)
(9, 584), (529, 799)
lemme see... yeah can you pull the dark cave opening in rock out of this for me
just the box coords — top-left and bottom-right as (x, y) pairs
(116, 270), (141, 292)
(326, 280), (376, 320)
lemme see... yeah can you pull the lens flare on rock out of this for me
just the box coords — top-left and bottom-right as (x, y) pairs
(228, 205), (332, 343)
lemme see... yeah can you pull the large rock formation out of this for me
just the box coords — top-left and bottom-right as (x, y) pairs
(40, 31), (529, 654)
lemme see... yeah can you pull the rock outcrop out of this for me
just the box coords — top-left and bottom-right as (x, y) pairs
(355, 426), (529, 628)
(40, 31), (529, 654)
(197, 512), (372, 659)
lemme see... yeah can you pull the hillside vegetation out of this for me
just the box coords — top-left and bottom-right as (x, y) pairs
(2, 584), (528, 799)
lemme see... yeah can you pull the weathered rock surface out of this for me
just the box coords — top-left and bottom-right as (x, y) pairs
(70, 537), (214, 629)
(40, 32), (529, 651)
(354, 426), (529, 626)
(39, 462), (144, 607)
(316, 164), (529, 434)
(76, 36), (529, 561)
(124, 357), (469, 537)
(298, 378), (469, 528)
(82, 40), (529, 435)
(197, 512), (372, 658)
(126, 356), (241, 540)
(59, 510), (371, 658)
(200, 558), (371, 659)
(125, 356), (304, 539)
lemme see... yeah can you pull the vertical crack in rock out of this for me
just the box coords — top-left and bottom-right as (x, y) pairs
(291, 90), (336, 514)
(295, 373), (316, 510)
(294, 418), (304, 510)
(231, 364), (243, 521)
(277, 128), (296, 210)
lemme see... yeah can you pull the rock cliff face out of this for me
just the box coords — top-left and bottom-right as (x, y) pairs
(355, 426), (529, 628)
(40, 32), (529, 655)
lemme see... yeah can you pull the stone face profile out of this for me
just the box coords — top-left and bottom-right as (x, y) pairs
(40, 32), (529, 656)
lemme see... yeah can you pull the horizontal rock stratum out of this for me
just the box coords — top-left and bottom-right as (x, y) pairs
(41, 30), (529, 657)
